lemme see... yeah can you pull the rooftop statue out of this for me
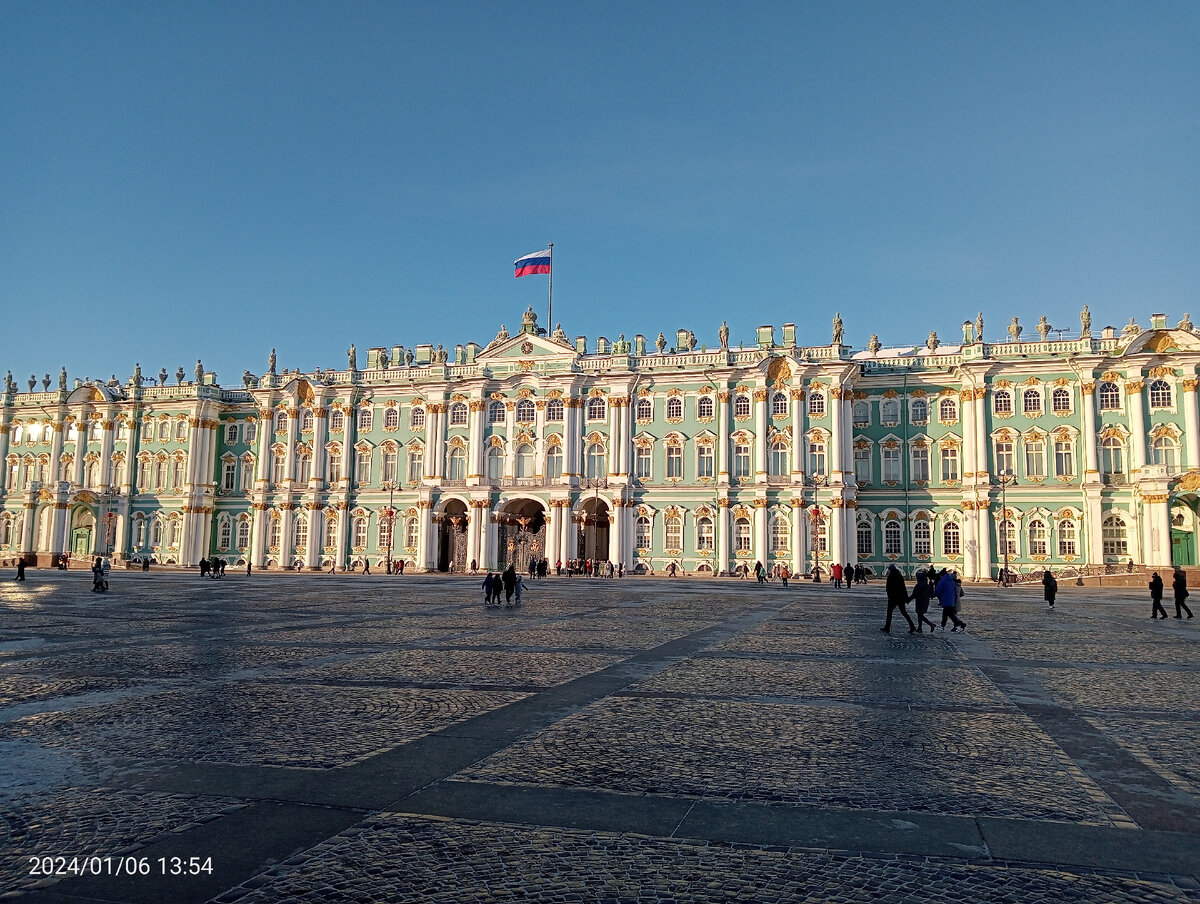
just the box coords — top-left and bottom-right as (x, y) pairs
(268, 348), (276, 374)
(1120, 318), (1141, 339)
(1080, 305), (1091, 337)
(1178, 313), (1194, 332)
(868, 334), (882, 354)
(405, 348), (415, 367)
(1007, 317), (1022, 343)
(926, 331), (939, 352)
(58, 367), (67, 390)
(378, 347), (389, 369)
(552, 322), (568, 343)
(976, 312), (984, 343)
(832, 312), (844, 346)
(656, 332), (667, 353)
(1036, 316), (1051, 341)
(718, 321), (729, 350)
(195, 359), (204, 383)
(347, 344), (357, 370)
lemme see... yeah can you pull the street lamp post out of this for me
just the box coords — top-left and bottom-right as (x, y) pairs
(996, 468), (1016, 586)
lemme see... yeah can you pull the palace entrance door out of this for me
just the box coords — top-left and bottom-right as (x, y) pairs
(496, 499), (547, 571)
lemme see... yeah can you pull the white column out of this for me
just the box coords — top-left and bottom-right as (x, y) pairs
(791, 391), (805, 478)
(753, 498), (767, 564)
(559, 502), (574, 563)
(717, 391), (730, 483)
(467, 400), (485, 481)
(716, 499), (730, 574)
(754, 390), (768, 481)
(1081, 383), (1100, 477)
(1144, 495), (1171, 567)
(304, 506), (322, 568)
(963, 503), (979, 580)
(418, 502), (434, 569)
(312, 408), (330, 485)
(608, 398), (621, 476)
(284, 407), (299, 486)
(829, 387), (844, 481)
(791, 500), (805, 575)
(828, 500), (845, 565)
(426, 404), (442, 478)
(545, 501), (560, 565)
(610, 503), (623, 567)
(49, 421), (65, 484)
(1128, 379), (1147, 472)
(566, 399), (582, 479)
(1084, 489), (1103, 567)
(99, 417), (116, 488)
(279, 504), (296, 566)
(534, 401), (548, 475)
(973, 389), (988, 476)
(20, 501), (36, 555)
(333, 505), (347, 571)
(72, 417), (87, 485)
(1183, 379), (1200, 471)
(961, 391), (976, 485)
(255, 409), (273, 484)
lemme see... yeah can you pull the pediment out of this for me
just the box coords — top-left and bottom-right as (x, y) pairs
(1124, 329), (1200, 356)
(475, 332), (577, 361)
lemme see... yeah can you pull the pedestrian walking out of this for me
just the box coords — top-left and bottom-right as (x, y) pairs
(882, 564), (916, 633)
(101, 556), (110, 590)
(1042, 569), (1058, 608)
(502, 564), (516, 605)
(1172, 566), (1193, 619)
(832, 562), (843, 589)
(514, 574), (524, 606)
(482, 572), (495, 606)
(362, 559), (371, 575)
(91, 557), (106, 593)
(936, 569), (966, 631)
(844, 562), (854, 590)
(910, 571), (937, 632)
(780, 565), (789, 588)
(15, 558), (25, 581)
(1149, 572), (1169, 619)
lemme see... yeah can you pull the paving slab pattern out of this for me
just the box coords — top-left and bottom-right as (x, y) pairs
(0, 572), (1198, 903)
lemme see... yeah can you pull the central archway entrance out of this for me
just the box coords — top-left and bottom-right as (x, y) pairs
(496, 499), (547, 571)
(437, 500), (469, 572)
(577, 496), (611, 564)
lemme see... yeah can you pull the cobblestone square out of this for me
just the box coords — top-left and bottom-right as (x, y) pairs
(1, 573), (1199, 902)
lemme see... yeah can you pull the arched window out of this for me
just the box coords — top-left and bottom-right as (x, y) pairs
(84, 459), (97, 488)
(225, 424), (239, 444)
(1102, 515), (1128, 557)
(237, 518), (251, 549)
(587, 397), (606, 420)
(546, 444), (563, 478)
(1057, 519), (1077, 556)
(697, 396), (714, 419)
(734, 517), (752, 551)
(135, 518), (148, 547)
(585, 442), (606, 478)
(1101, 436), (1124, 478)
(770, 515), (789, 553)
(217, 518), (232, 551)
(931, 397), (953, 423)
(697, 516), (714, 551)
(667, 397), (684, 420)
(515, 443), (534, 478)
(913, 520), (931, 556)
(151, 518), (164, 546)
(449, 402), (467, 425)
(384, 408), (400, 430)
(1052, 388), (1072, 413)
(769, 440), (788, 476)
(1023, 389), (1042, 415)
(999, 519), (1017, 556)
(486, 446), (504, 480)
(1098, 382), (1120, 411)
(1149, 380), (1172, 409)
(1151, 436), (1179, 471)
(301, 410), (314, 432)
(294, 516), (309, 555)
(377, 515), (392, 552)
(853, 400), (870, 425)
(358, 407), (373, 431)
(322, 516), (336, 549)
(267, 517), (280, 549)
(636, 398), (653, 421)
(883, 520), (902, 556)
(771, 392), (788, 417)
(329, 410), (344, 431)
(353, 516), (368, 548)
(446, 446), (466, 480)
(515, 399), (535, 423)
(809, 392), (826, 417)
(404, 517), (419, 549)
(942, 521), (961, 556)
(175, 420), (188, 441)
(488, 401), (506, 423)
(635, 516), (651, 549)
(275, 411), (288, 433)
(857, 520), (874, 556)
(734, 394), (751, 418)
(664, 514), (682, 550)
(1028, 519), (1048, 556)
(546, 399), (564, 422)
(993, 390), (1012, 415)
(166, 519), (180, 547)
(158, 421), (171, 442)
(408, 407), (425, 430)
(244, 421), (257, 443)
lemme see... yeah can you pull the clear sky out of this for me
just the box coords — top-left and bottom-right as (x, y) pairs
(2, 1), (1197, 385)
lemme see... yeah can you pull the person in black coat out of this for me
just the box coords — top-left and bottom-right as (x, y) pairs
(882, 564), (916, 633)
(502, 564), (517, 605)
(1172, 567), (1193, 619)
(1149, 572), (1168, 619)
(1042, 570), (1058, 608)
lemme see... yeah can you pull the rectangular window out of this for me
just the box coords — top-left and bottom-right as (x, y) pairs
(882, 446), (900, 482)
(697, 445), (714, 478)
(356, 453), (371, 485)
(853, 447), (871, 484)
(635, 446), (652, 479)
(996, 442), (1014, 476)
(1054, 441), (1074, 478)
(666, 445), (683, 479)
(1026, 441), (1045, 479)
(911, 446), (929, 482)
(733, 444), (751, 478)
(939, 447), (959, 482)
(223, 462), (236, 490)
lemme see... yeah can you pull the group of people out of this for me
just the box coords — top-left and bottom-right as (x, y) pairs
(90, 556), (110, 592)
(829, 563), (870, 587)
(884, 564), (967, 633)
(482, 565), (523, 607)
(1149, 567), (1194, 619)
(198, 557), (228, 578)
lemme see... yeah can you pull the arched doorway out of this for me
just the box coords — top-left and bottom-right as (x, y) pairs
(496, 499), (547, 571)
(437, 499), (469, 572)
(577, 496), (611, 563)
(71, 508), (95, 559)
(1171, 498), (1198, 565)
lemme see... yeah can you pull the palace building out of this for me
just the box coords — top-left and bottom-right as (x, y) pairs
(3, 307), (1200, 579)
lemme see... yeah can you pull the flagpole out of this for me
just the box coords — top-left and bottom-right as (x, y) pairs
(547, 243), (553, 333)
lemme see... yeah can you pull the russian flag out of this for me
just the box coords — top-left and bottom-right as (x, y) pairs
(514, 249), (551, 278)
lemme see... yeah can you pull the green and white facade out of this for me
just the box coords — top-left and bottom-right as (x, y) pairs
(4, 308), (1200, 578)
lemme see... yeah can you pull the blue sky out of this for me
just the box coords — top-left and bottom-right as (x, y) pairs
(2, 1), (1197, 384)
